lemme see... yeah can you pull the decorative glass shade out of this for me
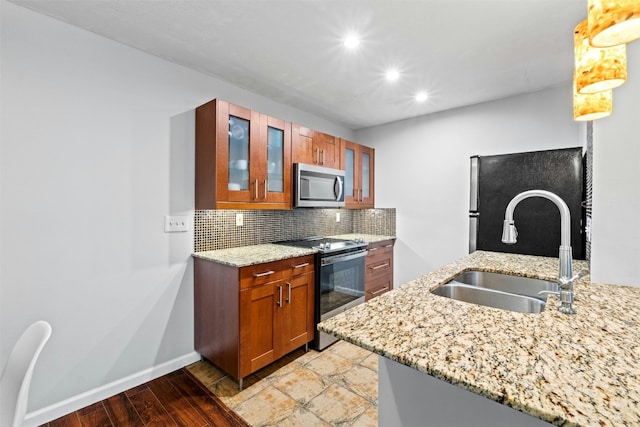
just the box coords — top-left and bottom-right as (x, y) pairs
(574, 20), (627, 94)
(573, 79), (612, 121)
(589, 0), (640, 47)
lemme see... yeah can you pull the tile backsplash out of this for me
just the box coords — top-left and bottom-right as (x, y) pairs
(194, 208), (396, 252)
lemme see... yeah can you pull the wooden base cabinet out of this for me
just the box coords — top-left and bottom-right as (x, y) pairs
(365, 239), (394, 300)
(195, 255), (314, 388)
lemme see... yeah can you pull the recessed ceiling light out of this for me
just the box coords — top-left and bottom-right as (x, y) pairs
(385, 69), (400, 82)
(415, 91), (428, 102)
(343, 34), (360, 49)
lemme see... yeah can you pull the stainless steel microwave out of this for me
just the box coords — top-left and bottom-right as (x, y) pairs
(294, 163), (345, 208)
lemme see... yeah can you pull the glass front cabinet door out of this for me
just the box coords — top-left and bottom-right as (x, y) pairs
(257, 114), (291, 205)
(195, 99), (291, 209)
(342, 140), (375, 209)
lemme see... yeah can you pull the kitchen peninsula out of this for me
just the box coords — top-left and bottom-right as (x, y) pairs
(318, 251), (640, 426)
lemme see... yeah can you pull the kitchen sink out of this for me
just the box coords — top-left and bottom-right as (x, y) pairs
(430, 270), (557, 313)
(451, 270), (557, 299)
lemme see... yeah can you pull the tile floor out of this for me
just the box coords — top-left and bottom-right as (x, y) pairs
(186, 340), (378, 426)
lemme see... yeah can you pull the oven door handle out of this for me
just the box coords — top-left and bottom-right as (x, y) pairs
(321, 250), (367, 266)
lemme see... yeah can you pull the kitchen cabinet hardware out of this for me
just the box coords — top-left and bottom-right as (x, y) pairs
(371, 286), (389, 295)
(263, 180), (267, 199)
(371, 262), (390, 270)
(286, 282), (291, 303)
(253, 270), (275, 278)
(293, 262), (310, 269)
(277, 285), (283, 307)
(254, 179), (259, 200)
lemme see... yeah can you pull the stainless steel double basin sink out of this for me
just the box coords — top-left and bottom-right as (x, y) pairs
(431, 270), (558, 313)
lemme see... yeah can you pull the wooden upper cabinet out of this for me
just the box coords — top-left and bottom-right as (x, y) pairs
(292, 125), (341, 169)
(195, 99), (291, 210)
(341, 139), (375, 209)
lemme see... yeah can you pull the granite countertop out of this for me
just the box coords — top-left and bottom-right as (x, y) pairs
(192, 234), (396, 267)
(192, 244), (317, 267)
(329, 233), (396, 243)
(318, 250), (640, 426)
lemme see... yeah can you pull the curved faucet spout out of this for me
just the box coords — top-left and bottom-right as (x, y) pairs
(502, 190), (571, 247)
(501, 189), (575, 314)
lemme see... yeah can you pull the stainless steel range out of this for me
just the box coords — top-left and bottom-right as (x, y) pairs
(276, 237), (367, 350)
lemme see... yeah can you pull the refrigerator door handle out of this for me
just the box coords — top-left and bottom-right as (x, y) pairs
(469, 213), (479, 253)
(470, 156), (479, 212)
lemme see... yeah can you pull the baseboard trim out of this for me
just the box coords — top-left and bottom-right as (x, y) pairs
(24, 351), (201, 426)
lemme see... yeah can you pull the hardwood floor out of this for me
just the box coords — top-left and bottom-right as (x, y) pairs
(40, 368), (249, 427)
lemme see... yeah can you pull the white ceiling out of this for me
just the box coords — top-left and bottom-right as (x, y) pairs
(10, 0), (587, 129)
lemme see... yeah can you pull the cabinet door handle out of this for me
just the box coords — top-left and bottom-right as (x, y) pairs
(293, 262), (310, 269)
(263, 180), (268, 199)
(359, 188), (363, 202)
(253, 270), (275, 278)
(315, 147), (319, 164)
(370, 262), (390, 270)
(254, 179), (258, 200)
(371, 286), (389, 296)
(286, 282), (291, 303)
(322, 149), (325, 165)
(277, 285), (283, 307)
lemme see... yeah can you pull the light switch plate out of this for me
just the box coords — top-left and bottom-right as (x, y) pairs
(164, 216), (188, 232)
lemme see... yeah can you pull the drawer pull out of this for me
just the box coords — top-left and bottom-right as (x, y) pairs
(371, 286), (389, 295)
(370, 262), (390, 270)
(253, 270), (275, 278)
(293, 262), (310, 269)
(384, 244), (393, 248)
(369, 247), (379, 251)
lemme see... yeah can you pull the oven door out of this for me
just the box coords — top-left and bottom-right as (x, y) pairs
(318, 250), (366, 321)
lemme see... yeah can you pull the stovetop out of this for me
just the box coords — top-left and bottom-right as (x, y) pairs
(275, 236), (367, 254)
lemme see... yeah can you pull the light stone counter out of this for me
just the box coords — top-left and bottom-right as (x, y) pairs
(329, 233), (396, 243)
(318, 250), (640, 426)
(192, 235), (395, 267)
(192, 244), (316, 267)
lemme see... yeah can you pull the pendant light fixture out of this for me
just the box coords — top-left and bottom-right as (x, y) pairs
(573, 79), (612, 121)
(574, 20), (627, 94)
(589, 0), (640, 47)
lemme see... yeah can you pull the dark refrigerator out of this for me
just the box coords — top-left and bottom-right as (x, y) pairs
(469, 147), (585, 260)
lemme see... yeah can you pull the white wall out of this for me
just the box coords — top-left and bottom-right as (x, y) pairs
(590, 42), (640, 287)
(0, 1), (354, 423)
(356, 87), (582, 286)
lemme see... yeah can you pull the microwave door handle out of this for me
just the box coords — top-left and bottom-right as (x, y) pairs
(334, 176), (343, 201)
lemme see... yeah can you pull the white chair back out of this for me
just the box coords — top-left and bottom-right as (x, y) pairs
(0, 321), (52, 427)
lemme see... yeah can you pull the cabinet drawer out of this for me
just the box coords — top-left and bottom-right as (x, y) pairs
(365, 275), (392, 301)
(367, 239), (394, 254)
(240, 260), (283, 289)
(366, 252), (393, 280)
(281, 255), (315, 278)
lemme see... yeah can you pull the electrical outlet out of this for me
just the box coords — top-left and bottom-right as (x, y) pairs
(236, 213), (244, 227)
(164, 216), (188, 232)
(336, 212), (341, 222)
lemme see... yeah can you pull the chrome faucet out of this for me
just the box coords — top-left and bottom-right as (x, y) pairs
(501, 189), (579, 314)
